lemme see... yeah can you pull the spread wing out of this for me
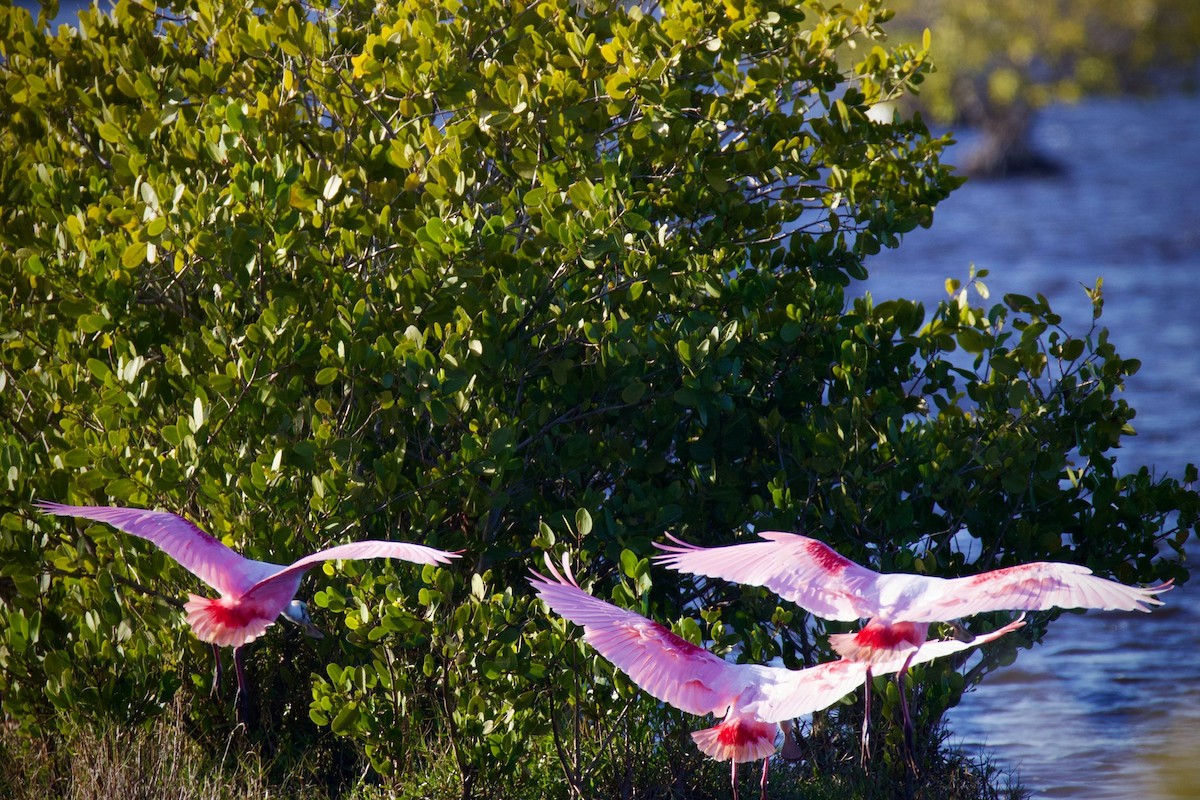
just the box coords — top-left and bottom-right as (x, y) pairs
(748, 659), (868, 722)
(241, 540), (461, 602)
(36, 502), (250, 596)
(529, 556), (753, 716)
(654, 532), (885, 621)
(754, 616), (1027, 721)
(907, 562), (1172, 621)
(906, 616), (1027, 661)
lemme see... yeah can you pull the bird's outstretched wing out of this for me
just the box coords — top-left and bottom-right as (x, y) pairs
(241, 540), (461, 600)
(655, 532), (884, 621)
(529, 556), (753, 716)
(36, 502), (250, 597)
(906, 562), (1172, 621)
(748, 659), (868, 722)
(755, 616), (1027, 721)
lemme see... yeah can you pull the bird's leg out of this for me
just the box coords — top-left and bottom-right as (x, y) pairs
(210, 642), (224, 699)
(895, 649), (918, 775)
(730, 760), (739, 800)
(759, 757), (770, 800)
(860, 665), (873, 767)
(233, 645), (254, 729)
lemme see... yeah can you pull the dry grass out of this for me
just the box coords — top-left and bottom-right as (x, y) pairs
(0, 701), (327, 800)
(1, 699), (1028, 800)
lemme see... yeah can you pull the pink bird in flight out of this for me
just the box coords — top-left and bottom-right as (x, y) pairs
(530, 555), (1024, 799)
(36, 502), (459, 723)
(655, 530), (1171, 755)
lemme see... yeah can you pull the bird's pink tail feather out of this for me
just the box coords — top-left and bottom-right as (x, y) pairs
(829, 621), (928, 664)
(691, 717), (778, 763)
(184, 594), (275, 648)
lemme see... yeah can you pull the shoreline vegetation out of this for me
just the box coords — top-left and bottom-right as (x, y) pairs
(0, 698), (1028, 800)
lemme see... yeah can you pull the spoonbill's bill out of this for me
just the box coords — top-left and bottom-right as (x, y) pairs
(529, 555), (1024, 799)
(655, 531), (1170, 754)
(36, 502), (459, 723)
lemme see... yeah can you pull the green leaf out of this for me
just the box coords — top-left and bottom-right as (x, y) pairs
(330, 702), (360, 734)
(619, 548), (638, 579)
(533, 521), (556, 549)
(621, 379), (647, 404)
(121, 241), (148, 268)
(224, 102), (244, 132)
(605, 72), (632, 100)
(1059, 339), (1085, 361)
(574, 508), (593, 537)
(63, 449), (91, 468)
(86, 358), (112, 381)
(78, 314), (109, 333)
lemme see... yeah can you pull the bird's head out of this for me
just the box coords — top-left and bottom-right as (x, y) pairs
(282, 600), (325, 639)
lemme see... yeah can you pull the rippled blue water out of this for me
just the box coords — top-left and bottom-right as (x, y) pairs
(862, 95), (1200, 799)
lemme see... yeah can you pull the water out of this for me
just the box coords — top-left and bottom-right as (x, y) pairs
(862, 95), (1200, 799)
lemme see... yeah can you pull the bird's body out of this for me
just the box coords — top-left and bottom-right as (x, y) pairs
(36, 502), (459, 721)
(529, 556), (1023, 798)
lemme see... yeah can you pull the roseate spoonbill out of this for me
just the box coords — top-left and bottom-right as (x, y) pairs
(655, 531), (1171, 756)
(36, 502), (459, 723)
(529, 555), (1024, 799)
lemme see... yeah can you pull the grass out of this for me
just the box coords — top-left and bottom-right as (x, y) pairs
(0, 700), (329, 800)
(0, 700), (1027, 800)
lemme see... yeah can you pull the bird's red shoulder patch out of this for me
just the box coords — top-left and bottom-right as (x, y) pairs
(967, 562), (1042, 586)
(643, 620), (710, 661)
(806, 539), (853, 574)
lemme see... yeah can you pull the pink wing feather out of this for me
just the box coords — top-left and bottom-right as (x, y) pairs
(529, 556), (744, 716)
(746, 659), (868, 722)
(908, 563), (1171, 621)
(654, 532), (882, 621)
(38, 502), (460, 603)
(239, 540), (460, 604)
(36, 502), (252, 597)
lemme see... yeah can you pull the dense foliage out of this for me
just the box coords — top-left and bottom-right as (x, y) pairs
(1, 0), (1194, 797)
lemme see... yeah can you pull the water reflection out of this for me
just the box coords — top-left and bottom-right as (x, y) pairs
(863, 95), (1200, 798)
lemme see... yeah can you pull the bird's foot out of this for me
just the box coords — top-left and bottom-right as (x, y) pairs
(949, 620), (975, 643)
(779, 720), (805, 762)
(210, 643), (224, 700)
